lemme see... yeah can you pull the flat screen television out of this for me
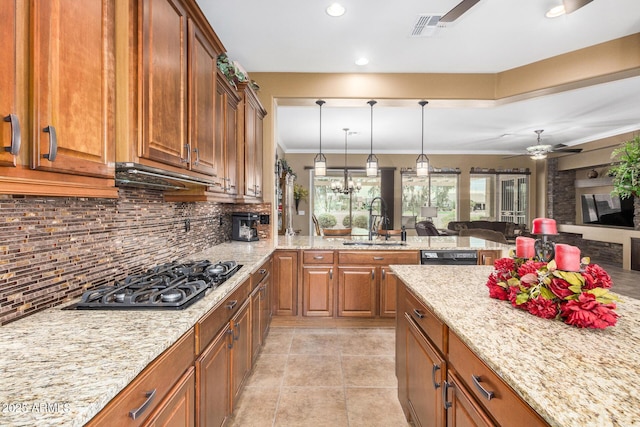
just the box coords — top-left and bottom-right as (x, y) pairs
(581, 194), (634, 227)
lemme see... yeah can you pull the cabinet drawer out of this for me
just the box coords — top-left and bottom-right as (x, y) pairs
(339, 251), (418, 265)
(448, 332), (548, 427)
(404, 288), (446, 354)
(88, 328), (195, 427)
(196, 278), (250, 354)
(252, 257), (271, 289)
(303, 250), (335, 264)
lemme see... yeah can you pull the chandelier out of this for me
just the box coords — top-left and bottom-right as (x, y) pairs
(331, 128), (362, 194)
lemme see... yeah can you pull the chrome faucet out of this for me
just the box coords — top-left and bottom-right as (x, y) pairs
(368, 196), (389, 240)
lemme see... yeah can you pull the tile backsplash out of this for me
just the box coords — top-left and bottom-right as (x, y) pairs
(0, 188), (271, 325)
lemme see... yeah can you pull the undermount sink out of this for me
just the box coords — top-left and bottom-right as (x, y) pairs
(342, 241), (407, 246)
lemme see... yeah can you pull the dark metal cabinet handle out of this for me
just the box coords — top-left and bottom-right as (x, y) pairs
(181, 143), (191, 163)
(129, 389), (156, 419)
(371, 269), (375, 280)
(443, 381), (452, 409)
(313, 256), (324, 260)
(259, 268), (267, 275)
(413, 308), (424, 319)
(329, 268), (333, 279)
(432, 364), (441, 389)
(3, 114), (21, 155)
(233, 321), (241, 341)
(373, 256), (384, 260)
(472, 375), (495, 401)
(226, 300), (238, 310)
(193, 147), (199, 165)
(226, 328), (234, 349)
(381, 268), (386, 279)
(42, 126), (57, 161)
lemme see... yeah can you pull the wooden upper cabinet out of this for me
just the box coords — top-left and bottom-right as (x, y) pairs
(140, 0), (188, 168)
(237, 82), (266, 199)
(188, 19), (217, 176)
(212, 71), (240, 195)
(31, 0), (115, 178)
(0, 0), (18, 168)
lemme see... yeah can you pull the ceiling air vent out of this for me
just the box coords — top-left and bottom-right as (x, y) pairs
(410, 14), (443, 37)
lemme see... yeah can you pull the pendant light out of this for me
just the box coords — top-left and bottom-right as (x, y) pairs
(313, 100), (327, 176)
(416, 100), (430, 176)
(366, 100), (378, 177)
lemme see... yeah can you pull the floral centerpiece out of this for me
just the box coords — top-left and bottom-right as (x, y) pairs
(486, 255), (620, 329)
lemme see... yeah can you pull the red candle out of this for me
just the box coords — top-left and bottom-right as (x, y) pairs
(532, 218), (558, 235)
(515, 236), (536, 258)
(555, 244), (581, 271)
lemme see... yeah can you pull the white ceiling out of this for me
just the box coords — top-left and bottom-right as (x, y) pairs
(198, 0), (640, 155)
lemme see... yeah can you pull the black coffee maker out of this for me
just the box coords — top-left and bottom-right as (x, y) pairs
(232, 212), (259, 242)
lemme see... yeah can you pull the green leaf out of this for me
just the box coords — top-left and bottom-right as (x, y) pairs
(515, 292), (530, 305)
(540, 286), (556, 300)
(554, 271), (585, 287)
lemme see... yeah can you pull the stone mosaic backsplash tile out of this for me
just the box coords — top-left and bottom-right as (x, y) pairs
(0, 188), (271, 325)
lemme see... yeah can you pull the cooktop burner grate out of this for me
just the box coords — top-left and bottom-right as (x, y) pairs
(72, 260), (241, 310)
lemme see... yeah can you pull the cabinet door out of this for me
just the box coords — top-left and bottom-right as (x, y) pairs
(380, 267), (398, 318)
(337, 266), (376, 317)
(0, 0), (18, 167)
(196, 325), (232, 427)
(302, 266), (334, 317)
(32, 0), (114, 177)
(243, 98), (257, 196)
(272, 250), (298, 316)
(260, 277), (271, 341)
(224, 89), (239, 195)
(143, 367), (195, 427)
(140, 0), (188, 168)
(188, 20), (217, 176)
(477, 250), (500, 266)
(445, 371), (495, 427)
(231, 299), (251, 405)
(250, 285), (261, 362)
(405, 313), (446, 427)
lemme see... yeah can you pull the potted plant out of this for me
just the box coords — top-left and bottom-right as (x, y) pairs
(609, 135), (640, 199)
(293, 184), (308, 213)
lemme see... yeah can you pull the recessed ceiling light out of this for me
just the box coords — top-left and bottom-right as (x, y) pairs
(355, 57), (369, 66)
(326, 3), (346, 17)
(545, 5), (566, 18)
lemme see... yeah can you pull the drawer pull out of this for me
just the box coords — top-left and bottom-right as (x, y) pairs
(226, 300), (238, 310)
(313, 256), (324, 260)
(443, 381), (452, 409)
(373, 256), (384, 260)
(371, 269), (375, 279)
(432, 364), (441, 389)
(259, 268), (267, 275)
(472, 375), (495, 401)
(413, 308), (424, 319)
(129, 389), (156, 419)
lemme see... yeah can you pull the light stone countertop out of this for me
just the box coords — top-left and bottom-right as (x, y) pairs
(391, 264), (640, 427)
(0, 236), (510, 426)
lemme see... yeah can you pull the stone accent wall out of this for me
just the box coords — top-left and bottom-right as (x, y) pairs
(0, 189), (271, 325)
(546, 158), (576, 224)
(554, 233), (623, 265)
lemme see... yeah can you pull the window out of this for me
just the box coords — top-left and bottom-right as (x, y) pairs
(470, 172), (529, 225)
(312, 170), (381, 235)
(401, 170), (459, 229)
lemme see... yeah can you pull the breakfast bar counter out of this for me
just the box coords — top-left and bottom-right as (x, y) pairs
(391, 264), (640, 427)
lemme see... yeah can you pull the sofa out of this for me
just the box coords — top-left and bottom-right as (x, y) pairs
(446, 220), (526, 240)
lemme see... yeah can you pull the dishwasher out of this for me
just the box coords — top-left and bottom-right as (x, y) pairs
(420, 250), (478, 265)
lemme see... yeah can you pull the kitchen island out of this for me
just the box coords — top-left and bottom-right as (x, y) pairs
(392, 264), (640, 427)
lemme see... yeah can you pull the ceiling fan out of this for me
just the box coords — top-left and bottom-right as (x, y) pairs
(439, 0), (481, 23)
(524, 130), (583, 159)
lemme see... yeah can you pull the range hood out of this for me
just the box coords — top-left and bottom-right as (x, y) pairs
(115, 162), (217, 191)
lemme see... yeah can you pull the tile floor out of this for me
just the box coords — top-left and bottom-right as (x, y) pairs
(228, 326), (411, 427)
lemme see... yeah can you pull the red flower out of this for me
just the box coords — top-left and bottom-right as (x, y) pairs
(495, 257), (515, 274)
(527, 297), (559, 319)
(560, 293), (618, 329)
(508, 286), (528, 309)
(486, 273), (509, 300)
(582, 264), (613, 290)
(548, 277), (574, 299)
(517, 261), (546, 278)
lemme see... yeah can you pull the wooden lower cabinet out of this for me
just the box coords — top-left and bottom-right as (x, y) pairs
(302, 265), (334, 317)
(272, 250), (298, 316)
(251, 259), (272, 363)
(477, 250), (501, 266)
(196, 325), (232, 427)
(143, 367), (196, 427)
(444, 371), (495, 427)
(337, 266), (376, 317)
(397, 283), (549, 427)
(231, 299), (251, 406)
(404, 312), (446, 427)
(380, 267), (399, 318)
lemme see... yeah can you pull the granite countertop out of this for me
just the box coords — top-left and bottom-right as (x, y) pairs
(277, 234), (511, 252)
(391, 265), (640, 427)
(0, 240), (275, 427)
